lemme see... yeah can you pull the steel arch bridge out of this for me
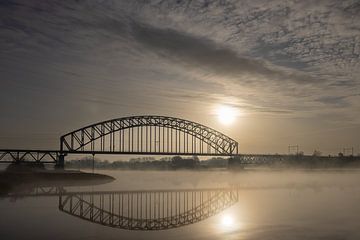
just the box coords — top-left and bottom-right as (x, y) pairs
(60, 115), (238, 156)
(0, 115), (239, 167)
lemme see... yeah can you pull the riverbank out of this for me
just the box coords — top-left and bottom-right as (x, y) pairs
(0, 163), (115, 196)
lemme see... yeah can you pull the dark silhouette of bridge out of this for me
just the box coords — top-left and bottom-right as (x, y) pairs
(60, 115), (238, 156)
(0, 115), (239, 167)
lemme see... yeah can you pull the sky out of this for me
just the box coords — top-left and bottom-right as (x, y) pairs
(0, 0), (359, 155)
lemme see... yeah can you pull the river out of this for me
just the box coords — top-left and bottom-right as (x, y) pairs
(1, 169), (360, 239)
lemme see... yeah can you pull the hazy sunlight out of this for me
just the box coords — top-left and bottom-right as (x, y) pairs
(217, 212), (240, 233)
(221, 214), (235, 227)
(215, 105), (239, 125)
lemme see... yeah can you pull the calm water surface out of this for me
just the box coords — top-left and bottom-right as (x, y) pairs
(1, 169), (360, 240)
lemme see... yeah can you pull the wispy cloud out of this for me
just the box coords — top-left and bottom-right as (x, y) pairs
(0, 0), (359, 151)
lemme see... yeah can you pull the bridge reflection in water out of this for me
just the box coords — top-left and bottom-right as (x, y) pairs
(59, 188), (238, 230)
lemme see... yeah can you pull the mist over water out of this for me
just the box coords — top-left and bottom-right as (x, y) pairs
(1, 169), (360, 240)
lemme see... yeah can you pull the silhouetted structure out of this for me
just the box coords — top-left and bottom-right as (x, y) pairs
(228, 154), (360, 169)
(60, 115), (238, 156)
(1, 115), (239, 167)
(0, 150), (59, 164)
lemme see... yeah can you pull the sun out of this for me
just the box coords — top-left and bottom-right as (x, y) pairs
(215, 105), (238, 125)
(221, 214), (235, 228)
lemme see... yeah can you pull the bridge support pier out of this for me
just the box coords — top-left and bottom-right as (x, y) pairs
(56, 154), (66, 169)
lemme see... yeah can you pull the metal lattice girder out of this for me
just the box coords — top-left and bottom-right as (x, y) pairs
(58, 188), (239, 231)
(60, 115), (238, 156)
(234, 154), (286, 164)
(0, 149), (59, 163)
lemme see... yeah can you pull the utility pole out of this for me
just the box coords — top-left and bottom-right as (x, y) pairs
(342, 147), (354, 156)
(92, 153), (95, 173)
(288, 145), (299, 155)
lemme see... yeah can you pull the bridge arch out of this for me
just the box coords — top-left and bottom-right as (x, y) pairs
(60, 115), (238, 156)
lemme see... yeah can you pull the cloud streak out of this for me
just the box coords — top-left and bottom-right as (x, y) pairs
(0, 0), (359, 152)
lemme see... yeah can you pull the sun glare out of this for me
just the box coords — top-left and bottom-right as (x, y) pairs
(216, 105), (239, 125)
(221, 214), (235, 228)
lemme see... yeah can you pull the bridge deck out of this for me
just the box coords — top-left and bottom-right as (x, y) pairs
(0, 148), (290, 166)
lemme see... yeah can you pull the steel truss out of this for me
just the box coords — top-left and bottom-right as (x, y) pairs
(0, 149), (59, 163)
(234, 154), (286, 164)
(60, 115), (238, 156)
(59, 188), (239, 230)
